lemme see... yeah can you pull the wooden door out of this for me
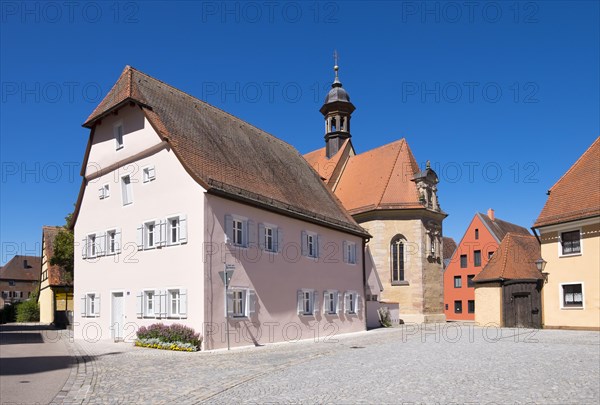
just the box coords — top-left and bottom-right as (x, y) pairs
(513, 293), (531, 328)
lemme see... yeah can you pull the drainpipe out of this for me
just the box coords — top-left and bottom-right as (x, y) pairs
(362, 237), (370, 331)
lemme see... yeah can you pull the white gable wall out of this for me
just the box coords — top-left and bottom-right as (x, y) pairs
(74, 106), (205, 341)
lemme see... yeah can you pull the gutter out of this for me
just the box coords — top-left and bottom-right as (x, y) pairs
(531, 227), (541, 245)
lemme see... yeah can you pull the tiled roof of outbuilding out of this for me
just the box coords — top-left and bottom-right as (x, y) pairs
(473, 233), (543, 282)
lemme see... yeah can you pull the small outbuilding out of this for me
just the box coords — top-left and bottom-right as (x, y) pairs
(473, 233), (544, 328)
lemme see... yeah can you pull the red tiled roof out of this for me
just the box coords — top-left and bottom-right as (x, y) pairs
(78, 66), (368, 237)
(473, 233), (543, 282)
(477, 213), (530, 243)
(442, 237), (457, 261)
(304, 139), (351, 183)
(0, 255), (40, 282)
(534, 137), (600, 228)
(332, 139), (424, 215)
(42, 226), (72, 287)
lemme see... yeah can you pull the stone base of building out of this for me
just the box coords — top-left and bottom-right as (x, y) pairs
(397, 313), (446, 324)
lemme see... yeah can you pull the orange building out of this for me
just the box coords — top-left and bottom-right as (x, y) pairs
(443, 209), (530, 321)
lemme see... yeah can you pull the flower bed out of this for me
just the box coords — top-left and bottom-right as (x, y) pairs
(135, 323), (202, 352)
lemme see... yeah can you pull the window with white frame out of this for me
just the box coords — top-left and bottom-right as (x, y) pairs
(297, 289), (318, 316)
(301, 231), (319, 258)
(258, 223), (280, 252)
(233, 219), (243, 246)
(121, 175), (133, 206)
(561, 283), (583, 308)
(87, 234), (97, 258)
(560, 230), (581, 255)
(226, 288), (255, 318)
(143, 166), (156, 183)
(224, 215), (248, 247)
(114, 123), (124, 149)
(144, 222), (156, 249)
(323, 290), (339, 315)
(343, 241), (356, 264)
(144, 290), (155, 317)
(81, 293), (100, 317)
(167, 216), (188, 245)
(168, 289), (182, 317)
(99, 184), (110, 199)
(106, 230), (117, 255)
(344, 291), (360, 315)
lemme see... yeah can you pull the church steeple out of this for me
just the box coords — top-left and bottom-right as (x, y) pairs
(320, 52), (355, 158)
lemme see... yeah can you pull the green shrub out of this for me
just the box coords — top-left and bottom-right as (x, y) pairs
(136, 323), (201, 351)
(16, 299), (40, 322)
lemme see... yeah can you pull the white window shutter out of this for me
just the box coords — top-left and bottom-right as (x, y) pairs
(94, 295), (101, 316)
(180, 289), (187, 317)
(160, 290), (168, 317)
(136, 293), (143, 318)
(148, 166), (156, 180)
(137, 225), (144, 250)
(226, 290), (234, 316)
(297, 290), (304, 315)
(98, 187), (104, 199)
(248, 290), (256, 315)
(343, 241), (348, 263)
(356, 293), (362, 313)
(224, 215), (233, 244)
(277, 228), (283, 253)
(154, 289), (161, 318)
(301, 231), (308, 256)
(82, 238), (88, 259)
(179, 215), (188, 244)
(105, 185), (110, 198)
(334, 291), (340, 314)
(312, 291), (319, 315)
(344, 292), (350, 314)
(316, 235), (322, 258)
(258, 223), (265, 250)
(115, 229), (122, 254)
(247, 220), (255, 248)
(81, 295), (87, 316)
(323, 291), (329, 314)
(158, 220), (166, 247)
(96, 233), (106, 256)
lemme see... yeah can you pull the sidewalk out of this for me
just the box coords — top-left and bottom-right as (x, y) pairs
(0, 323), (72, 404)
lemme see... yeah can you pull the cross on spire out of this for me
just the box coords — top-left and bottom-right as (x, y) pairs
(333, 50), (339, 79)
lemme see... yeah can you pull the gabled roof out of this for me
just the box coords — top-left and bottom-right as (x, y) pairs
(0, 255), (40, 282)
(534, 137), (600, 228)
(330, 139), (425, 215)
(78, 66), (368, 237)
(477, 212), (530, 243)
(42, 226), (72, 287)
(304, 139), (352, 184)
(473, 233), (543, 283)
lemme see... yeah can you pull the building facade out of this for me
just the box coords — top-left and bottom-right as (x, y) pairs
(533, 137), (600, 330)
(0, 255), (40, 307)
(443, 209), (530, 321)
(304, 66), (447, 323)
(72, 66), (372, 349)
(38, 226), (73, 327)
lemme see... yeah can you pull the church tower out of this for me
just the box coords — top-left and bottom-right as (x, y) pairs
(320, 56), (355, 158)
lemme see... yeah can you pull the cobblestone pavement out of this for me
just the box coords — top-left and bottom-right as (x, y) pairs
(52, 325), (599, 404)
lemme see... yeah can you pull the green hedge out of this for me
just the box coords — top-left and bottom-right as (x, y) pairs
(16, 299), (40, 322)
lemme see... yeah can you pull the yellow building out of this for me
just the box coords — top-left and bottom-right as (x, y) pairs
(38, 226), (73, 327)
(533, 137), (600, 330)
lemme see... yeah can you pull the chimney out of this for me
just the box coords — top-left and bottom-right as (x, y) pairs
(487, 208), (495, 221)
(23, 259), (28, 268)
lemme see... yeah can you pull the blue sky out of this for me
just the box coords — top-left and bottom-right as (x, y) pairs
(1, 1), (598, 265)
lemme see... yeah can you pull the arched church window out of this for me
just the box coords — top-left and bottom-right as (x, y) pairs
(391, 235), (406, 282)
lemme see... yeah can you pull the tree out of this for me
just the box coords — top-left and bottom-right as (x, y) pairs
(50, 212), (74, 284)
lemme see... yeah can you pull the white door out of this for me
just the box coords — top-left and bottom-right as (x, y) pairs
(111, 292), (124, 341)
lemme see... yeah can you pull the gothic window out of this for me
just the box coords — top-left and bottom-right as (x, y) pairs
(391, 235), (407, 283)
